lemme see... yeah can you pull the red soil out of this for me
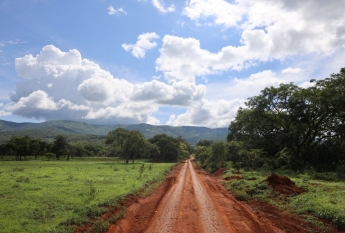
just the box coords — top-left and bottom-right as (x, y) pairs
(224, 175), (244, 180)
(74, 163), (341, 233)
(265, 173), (304, 195)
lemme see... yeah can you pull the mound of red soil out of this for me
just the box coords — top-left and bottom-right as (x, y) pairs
(265, 174), (303, 195)
(212, 168), (227, 177)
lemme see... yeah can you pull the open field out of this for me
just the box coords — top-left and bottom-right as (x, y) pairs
(0, 157), (174, 233)
(223, 169), (345, 231)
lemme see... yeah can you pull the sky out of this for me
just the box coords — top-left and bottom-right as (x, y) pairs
(0, 0), (344, 128)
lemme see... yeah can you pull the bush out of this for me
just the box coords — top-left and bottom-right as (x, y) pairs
(232, 189), (249, 201)
(336, 165), (345, 179)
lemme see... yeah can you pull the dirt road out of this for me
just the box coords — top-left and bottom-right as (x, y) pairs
(107, 160), (281, 233)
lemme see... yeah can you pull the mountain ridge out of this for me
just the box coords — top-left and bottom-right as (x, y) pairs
(0, 120), (228, 145)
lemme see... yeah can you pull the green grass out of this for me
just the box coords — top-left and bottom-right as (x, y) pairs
(0, 157), (174, 233)
(223, 169), (345, 230)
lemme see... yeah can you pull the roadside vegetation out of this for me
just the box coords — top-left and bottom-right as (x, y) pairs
(0, 130), (190, 232)
(194, 68), (345, 231)
(0, 158), (174, 233)
(223, 169), (345, 230)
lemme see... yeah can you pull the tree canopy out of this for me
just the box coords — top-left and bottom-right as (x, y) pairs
(228, 68), (345, 171)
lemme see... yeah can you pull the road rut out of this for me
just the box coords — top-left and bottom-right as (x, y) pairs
(107, 160), (281, 233)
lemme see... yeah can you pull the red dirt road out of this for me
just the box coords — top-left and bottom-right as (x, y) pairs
(107, 160), (281, 233)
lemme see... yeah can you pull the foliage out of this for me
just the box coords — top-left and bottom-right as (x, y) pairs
(228, 68), (345, 171)
(148, 134), (191, 162)
(194, 140), (229, 172)
(224, 169), (345, 230)
(105, 128), (147, 163)
(52, 135), (68, 160)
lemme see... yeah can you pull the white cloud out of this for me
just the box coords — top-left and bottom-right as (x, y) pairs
(282, 67), (303, 74)
(0, 102), (11, 117)
(122, 32), (160, 58)
(155, 34), (271, 83)
(183, 0), (243, 27)
(0, 110), (11, 117)
(108, 6), (127, 15)
(299, 81), (314, 89)
(9, 45), (208, 124)
(0, 40), (28, 47)
(152, 0), (175, 13)
(183, 0), (345, 59)
(169, 98), (245, 128)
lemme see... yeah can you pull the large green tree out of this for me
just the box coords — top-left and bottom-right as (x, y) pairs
(105, 128), (146, 163)
(228, 68), (345, 170)
(148, 134), (180, 162)
(7, 136), (32, 160)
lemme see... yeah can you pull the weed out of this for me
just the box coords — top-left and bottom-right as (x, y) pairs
(138, 163), (145, 179)
(12, 167), (25, 172)
(232, 189), (249, 201)
(88, 218), (110, 233)
(16, 176), (30, 183)
(108, 207), (126, 224)
(67, 175), (74, 181)
(12, 183), (21, 188)
(302, 214), (325, 229)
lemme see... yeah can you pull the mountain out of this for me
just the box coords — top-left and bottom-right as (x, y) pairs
(0, 120), (228, 145)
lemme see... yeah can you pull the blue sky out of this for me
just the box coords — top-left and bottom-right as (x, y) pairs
(0, 0), (344, 127)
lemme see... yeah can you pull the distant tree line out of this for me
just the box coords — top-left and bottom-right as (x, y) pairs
(0, 135), (106, 160)
(0, 129), (193, 163)
(195, 68), (345, 173)
(105, 128), (192, 163)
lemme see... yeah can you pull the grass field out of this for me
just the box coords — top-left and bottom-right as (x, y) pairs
(223, 169), (345, 230)
(0, 157), (174, 233)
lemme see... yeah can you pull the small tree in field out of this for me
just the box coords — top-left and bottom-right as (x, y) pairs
(52, 135), (68, 160)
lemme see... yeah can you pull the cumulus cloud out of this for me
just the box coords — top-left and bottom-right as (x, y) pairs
(168, 98), (245, 127)
(152, 0), (175, 13)
(8, 45), (208, 124)
(0, 103), (11, 116)
(108, 6), (127, 15)
(155, 34), (271, 83)
(183, 0), (243, 27)
(122, 32), (160, 58)
(183, 0), (345, 58)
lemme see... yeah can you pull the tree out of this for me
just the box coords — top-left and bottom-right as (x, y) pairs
(148, 134), (180, 162)
(196, 139), (213, 147)
(7, 136), (31, 160)
(52, 135), (68, 160)
(228, 68), (345, 171)
(105, 128), (146, 163)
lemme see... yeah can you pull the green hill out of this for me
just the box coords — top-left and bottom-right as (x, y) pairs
(0, 120), (227, 145)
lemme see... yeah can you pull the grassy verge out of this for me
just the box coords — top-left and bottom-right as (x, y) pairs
(223, 169), (345, 230)
(0, 157), (174, 233)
